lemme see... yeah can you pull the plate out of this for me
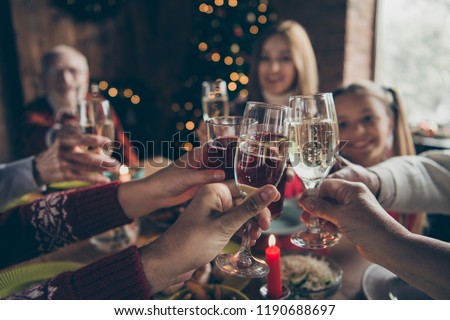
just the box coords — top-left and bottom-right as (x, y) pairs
(0, 261), (83, 298)
(362, 264), (432, 300)
(263, 197), (305, 235)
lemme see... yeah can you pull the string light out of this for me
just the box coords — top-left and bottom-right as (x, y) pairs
(258, 15), (267, 24)
(230, 44), (240, 54)
(123, 88), (133, 98)
(211, 52), (221, 62)
(171, 103), (180, 112)
(108, 87), (118, 97)
(184, 102), (193, 111)
(249, 25), (259, 34)
(224, 56), (233, 65)
(230, 72), (239, 81)
(228, 82), (237, 91)
(183, 142), (194, 151)
(239, 89), (249, 98)
(206, 5), (214, 14)
(130, 95), (140, 104)
(176, 122), (184, 130)
(215, 0), (224, 6)
(258, 3), (267, 12)
(199, 3), (208, 12)
(99, 80), (108, 90)
(247, 13), (256, 23)
(198, 42), (208, 51)
(235, 57), (244, 65)
(239, 74), (249, 85)
(185, 121), (195, 130)
(228, 0), (238, 8)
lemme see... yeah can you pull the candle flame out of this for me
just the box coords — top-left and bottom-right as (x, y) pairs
(268, 234), (276, 247)
(119, 165), (129, 175)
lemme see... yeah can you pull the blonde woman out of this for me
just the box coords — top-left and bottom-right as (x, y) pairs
(333, 80), (425, 233)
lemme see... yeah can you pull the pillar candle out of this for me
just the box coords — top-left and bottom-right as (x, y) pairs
(265, 234), (282, 298)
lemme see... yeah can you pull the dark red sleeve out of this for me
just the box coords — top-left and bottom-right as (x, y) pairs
(0, 182), (132, 269)
(5, 246), (152, 299)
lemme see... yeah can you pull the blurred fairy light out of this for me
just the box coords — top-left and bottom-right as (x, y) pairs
(258, 15), (267, 24)
(184, 102), (193, 111)
(228, 82), (237, 91)
(230, 43), (240, 54)
(194, 109), (202, 117)
(211, 52), (221, 62)
(123, 88), (133, 98)
(131, 95), (140, 104)
(224, 56), (233, 65)
(239, 89), (249, 98)
(198, 42), (208, 51)
(183, 142), (194, 151)
(176, 122), (184, 130)
(215, 0), (224, 6)
(258, 3), (267, 12)
(230, 72), (239, 81)
(247, 13), (256, 23)
(249, 25), (259, 34)
(228, 0), (238, 8)
(239, 74), (249, 85)
(99, 80), (108, 90)
(199, 3), (208, 12)
(171, 103), (180, 112)
(206, 5), (214, 14)
(108, 87), (118, 97)
(235, 57), (244, 65)
(185, 121), (195, 130)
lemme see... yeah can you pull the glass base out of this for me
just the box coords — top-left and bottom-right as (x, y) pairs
(215, 252), (270, 278)
(290, 230), (341, 249)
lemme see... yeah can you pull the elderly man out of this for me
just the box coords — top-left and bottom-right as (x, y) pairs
(22, 45), (138, 166)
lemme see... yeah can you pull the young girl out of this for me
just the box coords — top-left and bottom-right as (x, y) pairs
(333, 80), (425, 233)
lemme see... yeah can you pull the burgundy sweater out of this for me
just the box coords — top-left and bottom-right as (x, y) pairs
(0, 182), (151, 299)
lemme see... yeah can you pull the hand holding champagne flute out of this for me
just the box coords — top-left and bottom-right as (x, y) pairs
(288, 93), (341, 249)
(214, 101), (290, 278)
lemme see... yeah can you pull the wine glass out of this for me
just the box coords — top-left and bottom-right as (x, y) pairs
(288, 93), (341, 249)
(205, 116), (242, 181)
(202, 79), (230, 121)
(215, 101), (290, 278)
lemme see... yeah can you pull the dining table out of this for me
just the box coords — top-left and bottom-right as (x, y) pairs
(0, 209), (371, 300)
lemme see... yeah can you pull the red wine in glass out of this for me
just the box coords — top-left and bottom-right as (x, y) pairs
(207, 136), (238, 180)
(269, 169), (287, 220)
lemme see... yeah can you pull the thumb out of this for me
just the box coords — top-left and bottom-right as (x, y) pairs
(219, 185), (279, 234)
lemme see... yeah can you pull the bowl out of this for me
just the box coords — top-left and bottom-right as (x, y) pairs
(281, 253), (343, 300)
(168, 284), (248, 300)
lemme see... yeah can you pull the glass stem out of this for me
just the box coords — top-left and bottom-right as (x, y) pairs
(305, 187), (321, 233)
(235, 221), (253, 268)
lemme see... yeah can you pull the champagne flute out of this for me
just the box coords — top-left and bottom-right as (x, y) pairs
(202, 79), (230, 121)
(288, 93), (341, 249)
(215, 101), (290, 278)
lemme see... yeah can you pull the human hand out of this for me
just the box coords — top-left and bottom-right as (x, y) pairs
(299, 179), (408, 261)
(328, 158), (381, 197)
(35, 125), (120, 185)
(140, 182), (279, 293)
(118, 146), (226, 218)
(195, 120), (208, 145)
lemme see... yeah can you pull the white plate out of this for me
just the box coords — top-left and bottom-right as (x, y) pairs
(362, 264), (432, 300)
(263, 197), (305, 236)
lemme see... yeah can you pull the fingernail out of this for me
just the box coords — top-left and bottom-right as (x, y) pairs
(261, 187), (276, 202)
(213, 170), (225, 181)
(302, 197), (316, 210)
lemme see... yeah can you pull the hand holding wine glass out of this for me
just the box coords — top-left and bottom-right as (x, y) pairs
(288, 93), (341, 249)
(214, 101), (290, 278)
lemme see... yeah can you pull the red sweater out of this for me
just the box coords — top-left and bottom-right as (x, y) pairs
(1, 182), (151, 299)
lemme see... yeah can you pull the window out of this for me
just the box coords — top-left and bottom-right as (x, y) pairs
(376, 0), (450, 128)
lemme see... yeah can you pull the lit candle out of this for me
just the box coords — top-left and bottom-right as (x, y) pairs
(265, 234), (282, 299)
(119, 165), (131, 182)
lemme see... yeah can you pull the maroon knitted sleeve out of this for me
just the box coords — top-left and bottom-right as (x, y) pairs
(5, 246), (152, 299)
(0, 182), (132, 269)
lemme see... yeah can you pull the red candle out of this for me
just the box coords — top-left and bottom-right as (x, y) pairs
(265, 234), (283, 299)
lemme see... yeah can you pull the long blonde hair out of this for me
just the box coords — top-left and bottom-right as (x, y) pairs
(333, 81), (425, 233)
(248, 20), (319, 101)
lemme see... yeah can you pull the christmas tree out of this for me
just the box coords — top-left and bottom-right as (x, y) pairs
(168, 0), (277, 159)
